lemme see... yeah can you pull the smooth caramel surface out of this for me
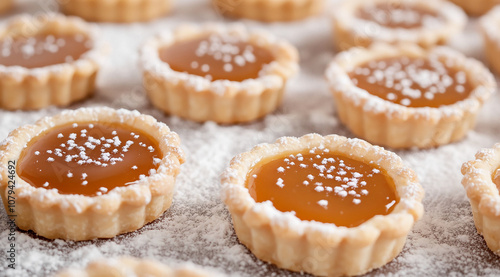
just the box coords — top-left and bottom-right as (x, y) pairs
(357, 3), (441, 29)
(159, 34), (275, 82)
(0, 34), (91, 68)
(18, 122), (161, 197)
(246, 147), (398, 227)
(349, 56), (473, 108)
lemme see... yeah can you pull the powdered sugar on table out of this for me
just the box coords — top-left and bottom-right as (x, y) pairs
(1, 0), (500, 276)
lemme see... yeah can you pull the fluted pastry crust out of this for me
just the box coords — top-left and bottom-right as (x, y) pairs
(140, 23), (299, 124)
(60, 0), (172, 23)
(213, 0), (323, 22)
(331, 0), (467, 50)
(480, 6), (500, 76)
(462, 144), (500, 255)
(0, 107), (185, 241)
(0, 0), (13, 14)
(55, 257), (221, 277)
(0, 14), (102, 110)
(449, 0), (500, 16)
(221, 133), (424, 276)
(325, 43), (495, 149)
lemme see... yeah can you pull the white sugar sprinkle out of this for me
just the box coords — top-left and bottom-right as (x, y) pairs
(317, 200), (328, 208)
(276, 178), (284, 188)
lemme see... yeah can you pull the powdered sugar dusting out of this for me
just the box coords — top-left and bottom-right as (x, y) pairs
(1, 0), (500, 276)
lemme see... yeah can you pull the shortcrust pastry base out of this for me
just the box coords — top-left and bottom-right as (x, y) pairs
(56, 257), (219, 277)
(0, 0), (12, 14)
(331, 0), (467, 50)
(462, 144), (500, 255)
(325, 44), (495, 149)
(480, 7), (500, 77)
(449, 0), (500, 16)
(0, 108), (184, 241)
(60, 0), (172, 23)
(0, 14), (101, 110)
(213, 0), (323, 22)
(221, 134), (424, 276)
(140, 24), (299, 124)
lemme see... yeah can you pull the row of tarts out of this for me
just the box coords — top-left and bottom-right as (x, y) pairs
(1, 0), (500, 276)
(0, 0), (499, 22)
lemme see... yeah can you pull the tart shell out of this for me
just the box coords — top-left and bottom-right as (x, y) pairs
(462, 144), (500, 255)
(60, 0), (172, 23)
(449, 0), (500, 16)
(0, 107), (185, 241)
(0, 14), (102, 111)
(0, 0), (12, 14)
(212, 0), (323, 22)
(325, 43), (496, 149)
(140, 23), (299, 124)
(221, 133), (424, 276)
(55, 257), (220, 277)
(331, 0), (467, 50)
(480, 6), (500, 76)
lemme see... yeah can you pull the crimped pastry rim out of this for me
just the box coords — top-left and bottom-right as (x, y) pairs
(0, 13), (103, 79)
(0, 107), (185, 215)
(325, 43), (496, 121)
(55, 256), (222, 277)
(221, 133), (424, 245)
(139, 22), (299, 97)
(462, 143), (500, 218)
(480, 6), (500, 45)
(331, 0), (467, 45)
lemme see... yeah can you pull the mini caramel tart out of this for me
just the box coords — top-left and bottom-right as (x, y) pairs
(0, 14), (101, 110)
(60, 0), (172, 23)
(0, 107), (185, 241)
(140, 23), (299, 124)
(325, 43), (495, 149)
(221, 134), (424, 276)
(480, 6), (500, 76)
(56, 257), (221, 277)
(449, 0), (500, 16)
(462, 144), (500, 256)
(0, 0), (13, 14)
(213, 0), (323, 22)
(331, 0), (467, 50)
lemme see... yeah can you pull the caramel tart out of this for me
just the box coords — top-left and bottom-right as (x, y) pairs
(213, 0), (324, 22)
(462, 143), (500, 255)
(0, 0), (12, 14)
(56, 257), (220, 277)
(325, 43), (496, 149)
(449, 0), (500, 16)
(331, 0), (467, 50)
(60, 0), (172, 23)
(480, 6), (500, 76)
(221, 133), (424, 276)
(140, 23), (299, 124)
(0, 14), (101, 110)
(0, 107), (185, 240)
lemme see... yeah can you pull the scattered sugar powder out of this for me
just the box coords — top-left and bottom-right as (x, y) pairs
(1, 1), (500, 276)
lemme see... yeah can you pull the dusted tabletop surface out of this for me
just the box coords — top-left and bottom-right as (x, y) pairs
(1, 0), (500, 276)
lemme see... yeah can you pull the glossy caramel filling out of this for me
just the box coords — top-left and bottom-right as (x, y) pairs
(246, 147), (399, 227)
(0, 34), (91, 68)
(357, 3), (442, 29)
(17, 122), (162, 197)
(349, 56), (473, 108)
(159, 34), (275, 82)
